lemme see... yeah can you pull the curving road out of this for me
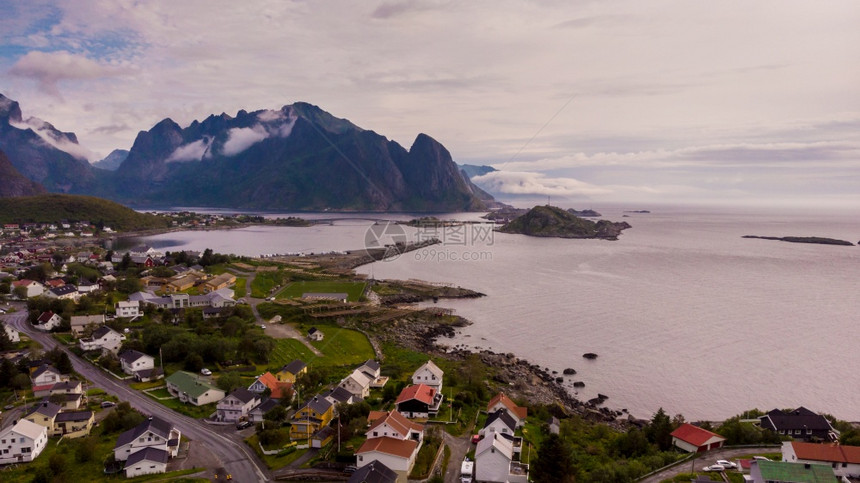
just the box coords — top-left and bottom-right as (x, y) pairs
(2, 310), (271, 482)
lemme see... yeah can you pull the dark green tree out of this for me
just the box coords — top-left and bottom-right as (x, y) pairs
(531, 433), (576, 483)
(646, 408), (674, 451)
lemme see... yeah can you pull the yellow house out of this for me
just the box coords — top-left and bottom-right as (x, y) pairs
(201, 273), (236, 293)
(54, 411), (95, 438)
(24, 401), (60, 435)
(164, 274), (198, 293)
(289, 396), (334, 441)
(275, 360), (307, 383)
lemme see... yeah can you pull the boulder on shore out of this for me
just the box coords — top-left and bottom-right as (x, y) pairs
(583, 353), (598, 360)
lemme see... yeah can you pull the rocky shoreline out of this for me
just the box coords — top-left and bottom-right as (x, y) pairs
(356, 309), (632, 430)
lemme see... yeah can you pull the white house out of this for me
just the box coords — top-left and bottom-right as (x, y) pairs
(475, 432), (529, 483)
(0, 419), (49, 465)
(12, 279), (44, 298)
(216, 388), (260, 423)
(340, 369), (372, 399)
(115, 300), (140, 318)
(70, 314), (105, 337)
(35, 311), (62, 331)
(357, 359), (381, 379)
(119, 350), (155, 375)
(670, 423), (726, 453)
(308, 327), (324, 341)
(2, 322), (20, 343)
(79, 326), (125, 354)
(123, 447), (169, 478)
(355, 437), (419, 482)
(782, 441), (860, 478)
(411, 360), (443, 393)
(480, 409), (517, 438)
(45, 285), (79, 301)
(31, 364), (64, 386)
(366, 411), (424, 444)
(487, 393), (528, 428)
(165, 371), (225, 406)
(113, 416), (181, 462)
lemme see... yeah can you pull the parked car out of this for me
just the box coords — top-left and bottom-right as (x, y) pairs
(260, 324), (267, 329)
(702, 464), (725, 472)
(471, 434), (482, 444)
(201, 368), (212, 376)
(236, 420), (253, 430)
(100, 401), (117, 408)
(716, 459), (738, 469)
(343, 465), (357, 474)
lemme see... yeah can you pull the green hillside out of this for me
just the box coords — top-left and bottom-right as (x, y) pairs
(0, 194), (169, 231)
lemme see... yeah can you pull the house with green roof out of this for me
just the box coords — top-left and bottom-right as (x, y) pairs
(750, 460), (838, 483)
(165, 371), (225, 406)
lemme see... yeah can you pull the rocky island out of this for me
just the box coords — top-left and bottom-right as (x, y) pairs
(743, 235), (854, 246)
(498, 205), (631, 240)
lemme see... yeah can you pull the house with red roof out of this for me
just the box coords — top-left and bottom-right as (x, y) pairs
(782, 441), (860, 478)
(670, 423), (726, 453)
(247, 372), (293, 400)
(355, 437), (419, 482)
(487, 392), (528, 428)
(395, 384), (442, 419)
(367, 411), (424, 444)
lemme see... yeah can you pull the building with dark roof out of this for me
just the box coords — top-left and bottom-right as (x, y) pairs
(216, 387), (261, 422)
(760, 407), (837, 442)
(124, 447), (169, 478)
(114, 416), (181, 462)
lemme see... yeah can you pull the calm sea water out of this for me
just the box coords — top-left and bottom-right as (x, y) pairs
(133, 207), (860, 421)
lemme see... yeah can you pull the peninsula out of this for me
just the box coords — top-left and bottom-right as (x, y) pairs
(498, 205), (631, 240)
(742, 235), (854, 246)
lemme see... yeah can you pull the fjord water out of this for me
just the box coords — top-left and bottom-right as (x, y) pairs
(135, 207), (860, 421)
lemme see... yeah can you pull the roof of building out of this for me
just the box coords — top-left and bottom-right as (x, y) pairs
(299, 396), (332, 415)
(226, 387), (258, 405)
(55, 410), (93, 422)
(395, 384), (436, 406)
(360, 359), (381, 372)
(670, 423), (726, 447)
(37, 311), (57, 323)
(119, 350), (152, 365)
(135, 368), (163, 380)
(116, 416), (174, 448)
(124, 447), (169, 468)
(50, 285), (77, 296)
(762, 407), (833, 431)
(414, 360), (443, 379)
(31, 364), (60, 379)
(790, 441), (860, 464)
(344, 369), (372, 388)
(476, 431), (514, 459)
(9, 419), (47, 441)
(368, 411), (424, 437)
(70, 314), (104, 326)
(356, 436), (418, 459)
(26, 400), (62, 419)
(308, 327), (321, 335)
(313, 425), (336, 442)
(281, 359), (307, 375)
(754, 460), (836, 483)
(90, 325), (117, 340)
(487, 392), (528, 420)
(251, 398), (280, 415)
(165, 371), (223, 399)
(485, 409), (517, 432)
(51, 380), (81, 391)
(347, 459), (398, 483)
(367, 410), (388, 424)
(323, 386), (354, 404)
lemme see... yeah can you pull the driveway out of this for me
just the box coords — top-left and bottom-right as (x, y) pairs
(639, 446), (780, 483)
(441, 431), (473, 483)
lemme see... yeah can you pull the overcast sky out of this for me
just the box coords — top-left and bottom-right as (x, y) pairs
(2, 0), (859, 208)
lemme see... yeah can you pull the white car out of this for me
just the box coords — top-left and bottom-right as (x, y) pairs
(200, 368), (212, 376)
(260, 324), (267, 329)
(702, 464), (725, 472)
(716, 459), (737, 469)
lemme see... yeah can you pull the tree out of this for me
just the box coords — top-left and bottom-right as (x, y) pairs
(216, 371), (242, 393)
(531, 433), (576, 483)
(0, 325), (13, 351)
(646, 408), (674, 451)
(184, 353), (204, 372)
(263, 405), (288, 423)
(116, 276), (143, 294)
(119, 252), (132, 271)
(13, 285), (28, 300)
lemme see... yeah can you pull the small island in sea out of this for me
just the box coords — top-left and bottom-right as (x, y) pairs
(498, 205), (631, 240)
(742, 235), (854, 246)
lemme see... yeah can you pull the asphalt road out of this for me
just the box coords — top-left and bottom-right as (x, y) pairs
(3, 310), (271, 482)
(638, 445), (780, 483)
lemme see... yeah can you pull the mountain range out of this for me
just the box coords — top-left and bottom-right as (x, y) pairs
(0, 94), (492, 212)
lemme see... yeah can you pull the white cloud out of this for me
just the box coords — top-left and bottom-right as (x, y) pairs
(9, 115), (94, 161)
(166, 137), (211, 163)
(8, 50), (131, 97)
(473, 170), (611, 197)
(221, 125), (268, 157)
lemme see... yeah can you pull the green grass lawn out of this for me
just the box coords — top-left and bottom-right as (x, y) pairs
(245, 434), (307, 470)
(234, 277), (247, 298)
(268, 338), (318, 368)
(251, 271), (286, 298)
(276, 281), (366, 302)
(148, 393), (215, 419)
(307, 326), (374, 367)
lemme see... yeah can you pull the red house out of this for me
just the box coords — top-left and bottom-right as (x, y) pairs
(670, 423), (726, 453)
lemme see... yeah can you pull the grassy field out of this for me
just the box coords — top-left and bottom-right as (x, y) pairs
(245, 434), (307, 470)
(307, 326), (375, 367)
(147, 393), (216, 419)
(276, 281), (366, 302)
(234, 277), (247, 298)
(268, 338), (318, 368)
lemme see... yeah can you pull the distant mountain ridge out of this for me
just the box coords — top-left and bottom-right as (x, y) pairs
(92, 149), (129, 171)
(0, 93), (491, 212)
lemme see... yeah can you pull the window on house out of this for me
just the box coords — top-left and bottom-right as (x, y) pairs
(373, 432), (378, 436)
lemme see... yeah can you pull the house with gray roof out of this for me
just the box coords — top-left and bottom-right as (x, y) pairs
(124, 446), (169, 478)
(216, 387), (260, 422)
(114, 416), (180, 462)
(79, 325), (125, 354)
